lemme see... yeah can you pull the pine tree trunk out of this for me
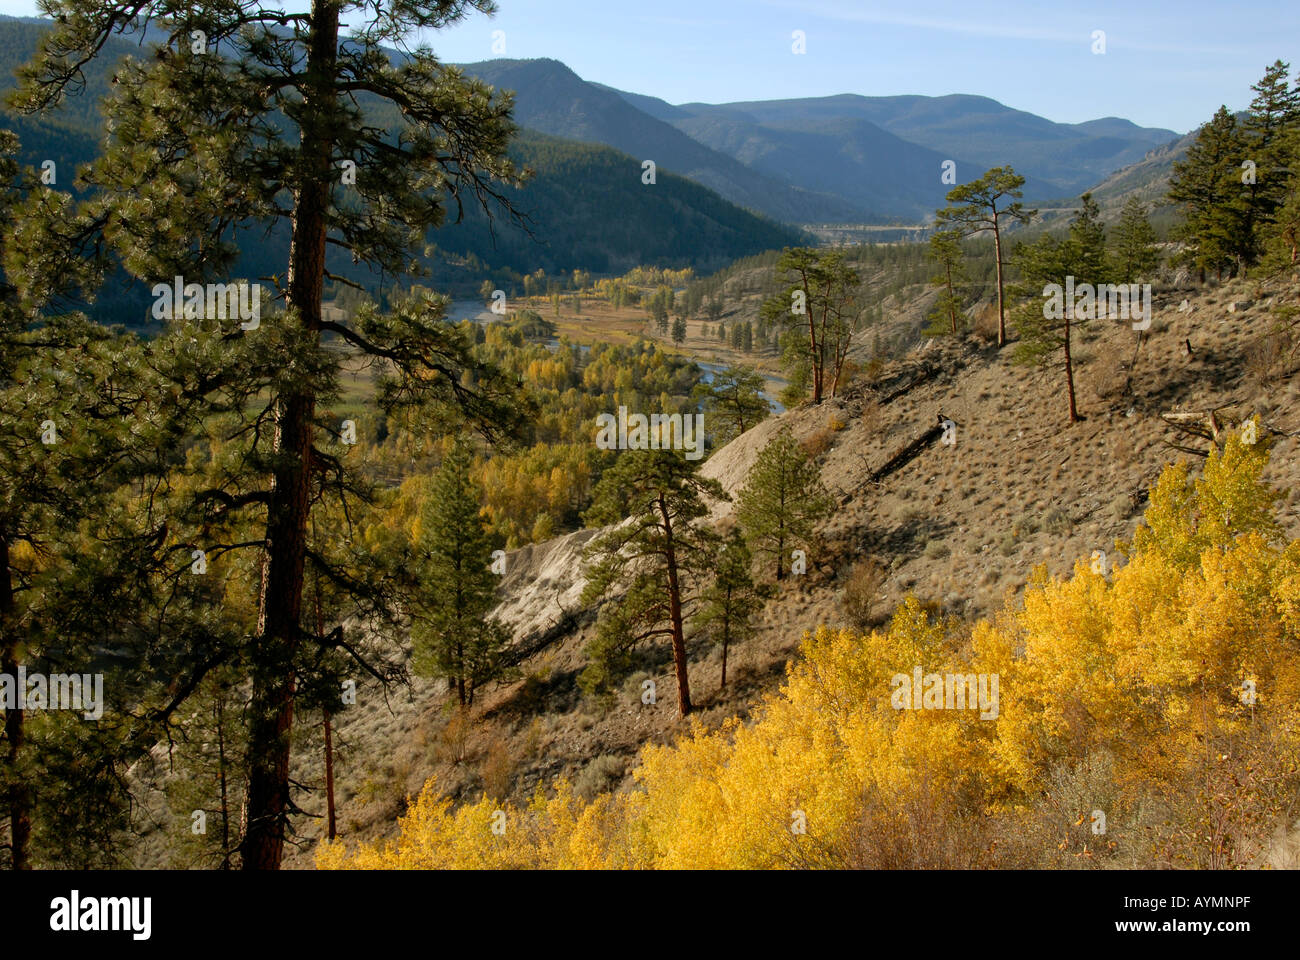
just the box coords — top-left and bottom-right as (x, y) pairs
(993, 211), (1007, 348)
(457, 641), (466, 707)
(323, 708), (336, 841)
(241, 0), (338, 871)
(813, 303), (829, 404)
(775, 484), (787, 581)
(945, 262), (957, 334)
(721, 608), (730, 689)
(801, 275), (822, 404)
(312, 580), (336, 842)
(216, 695), (230, 870)
(0, 539), (29, 870)
(657, 494), (692, 716)
(1064, 313), (1080, 423)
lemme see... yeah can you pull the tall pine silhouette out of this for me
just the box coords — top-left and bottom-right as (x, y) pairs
(412, 438), (510, 708)
(13, 0), (527, 869)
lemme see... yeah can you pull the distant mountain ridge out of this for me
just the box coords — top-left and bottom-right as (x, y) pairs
(459, 58), (870, 222)
(671, 92), (1177, 194)
(0, 16), (1186, 241)
(487, 63), (1180, 223)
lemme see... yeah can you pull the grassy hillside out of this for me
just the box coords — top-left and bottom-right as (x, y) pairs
(1082, 128), (1201, 230)
(121, 243), (1300, 867)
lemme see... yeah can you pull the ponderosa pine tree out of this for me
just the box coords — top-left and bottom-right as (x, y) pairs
(693, 528), (762, 688)
(694, 364), (769, 446)
(580, 447), (726, 716)
(1244, 61), (1300, 249)
(0, 129), (48, 871)
(1, 321), (233, 870)
(760, 248), (860, 403)
(682, 284), (702, 318)
(1111, 196), (1161, 283)
(0, 129), (214, 868)
(1011, 234), (1078, 420)
(1168, 106), (1251, 280)
(294, 529), (371, 844)
(1069, 192), (1110, 283)
(924, 229), (967, 336)
(1011, 194), (1109, 423)
(165, 667), (247, 870)
(648, 286), (672, 336)
(934, 167), (1035, 348)
(411, 437), (510, 708)
(735, 425), (832, 581)
(1264, 173), (1300, 268)
(13, 0), (528, 869)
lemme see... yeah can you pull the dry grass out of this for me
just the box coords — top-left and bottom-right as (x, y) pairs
(801, 425), (838, 458)
(1244, 327), (1296, 386)
(574, 754), (626, 801)
(1089, 353), (1130, 402)
(480, 734), (516, 801)
(433, 708), (473, 768)
(169, 270), (1300, 870)
(841, 558), (887, 628)
(971, 303), (1001, 344)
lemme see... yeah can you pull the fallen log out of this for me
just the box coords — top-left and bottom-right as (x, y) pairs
(869, 414), (948, 483)
(504, 601), (597, 667)
(878, 366), (939, 404)
(1160, 405), (1234, 451)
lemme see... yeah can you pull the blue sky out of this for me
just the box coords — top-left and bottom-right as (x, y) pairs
(2, 0), (1292, 132)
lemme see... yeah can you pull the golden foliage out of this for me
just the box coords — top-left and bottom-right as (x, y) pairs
(321, 432), (1300, 869)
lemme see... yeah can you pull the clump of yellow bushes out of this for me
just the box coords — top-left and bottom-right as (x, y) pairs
(320, 425), (1300, 869)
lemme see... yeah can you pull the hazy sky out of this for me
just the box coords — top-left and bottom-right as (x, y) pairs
(1, 0), (1292, 132)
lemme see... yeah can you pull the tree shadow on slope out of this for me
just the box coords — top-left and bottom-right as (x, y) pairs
(491, 641), (674, 721)
(854, 513), (957, 567)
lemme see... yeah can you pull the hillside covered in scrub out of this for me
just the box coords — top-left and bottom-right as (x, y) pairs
(127, 51), (1300, 867)
(321, 434), (1300, 869)
(4, 2), (1300, 880)
(169, 258), (1298, 870)
(310, 314), (1300, 869)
